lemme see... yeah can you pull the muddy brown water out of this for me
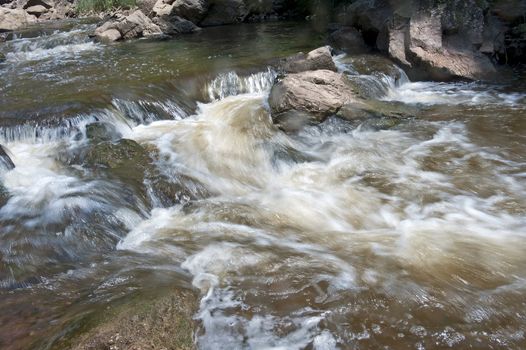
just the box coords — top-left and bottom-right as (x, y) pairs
(0, 20), (525, 350)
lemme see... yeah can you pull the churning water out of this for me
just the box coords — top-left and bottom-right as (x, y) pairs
(0, 21), (525, 350)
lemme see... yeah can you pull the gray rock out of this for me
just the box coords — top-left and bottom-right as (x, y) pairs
(153, 14), (200, 35)
(281, 46), (337, 74)
(269, 69), (359, 129)
(171, 0), (207, 23)
(328, 26), (368, 54)
(200, 0), (248, 26)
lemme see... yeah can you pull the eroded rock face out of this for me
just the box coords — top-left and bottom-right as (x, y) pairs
(280, 46), (337, 74)
(94, 10), (162, 41)
(332, 0), (504, 81)
(388, 8), (497, 81)
(269, 70), (359, 130)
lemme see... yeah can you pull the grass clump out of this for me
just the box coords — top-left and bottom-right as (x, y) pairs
(76, 0), (136, 14)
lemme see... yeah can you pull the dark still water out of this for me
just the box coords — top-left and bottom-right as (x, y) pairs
(0, 20), (525, 349)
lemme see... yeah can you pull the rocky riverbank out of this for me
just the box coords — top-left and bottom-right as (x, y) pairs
(2, 0), (525, 81)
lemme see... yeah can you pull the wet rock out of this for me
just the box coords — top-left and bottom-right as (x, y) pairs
(0, 52), (5, 61)
(280, 46), (337, 74)
(94, 10), (162, 42)
(0, 7), (36, 31)
(269, 69), (359, 130)
(69, 290), (197, 350)
(328, 26), (368, 54)
(153, 13), (200, 35)
(171, 0), (208, 23)
(85, 122), (122, 143)
(200, 0), (248, 26)
(337, 100), (418, 121)
(84, 139), (206, 207)
(0, 144), (15, 170)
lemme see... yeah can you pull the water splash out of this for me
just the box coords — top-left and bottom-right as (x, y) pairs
(206, 68), (277, 101)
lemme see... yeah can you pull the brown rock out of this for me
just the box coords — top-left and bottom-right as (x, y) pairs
(281, 46), (337, 74)
(0, 7), (36, 31)
(25, 4), (47, 16)
(269, 70), (358, 129)
(97, 28), (122, 41)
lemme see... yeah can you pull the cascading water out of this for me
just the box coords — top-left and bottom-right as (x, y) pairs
(0, 20), (525, 350)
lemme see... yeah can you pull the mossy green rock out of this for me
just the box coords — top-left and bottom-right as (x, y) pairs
(85, 122), (122, 143)
(84, 139), (208, 207)
(62, 289), (198, 350)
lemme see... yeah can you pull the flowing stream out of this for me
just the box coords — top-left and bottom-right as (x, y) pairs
(0, 20), (525, 350)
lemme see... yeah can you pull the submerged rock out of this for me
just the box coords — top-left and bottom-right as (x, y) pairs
(280, 46), (337, 73)
(269, 69), (359, 130)
(94, 10), (162, 42)
(84, 138), (208, 207)
(69, 289), (197, 350)
(85, 122), (122, 143)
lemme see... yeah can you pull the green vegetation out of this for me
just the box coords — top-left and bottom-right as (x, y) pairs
(75, 0), (136, 14)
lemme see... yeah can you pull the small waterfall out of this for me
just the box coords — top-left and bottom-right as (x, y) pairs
(334, 54), (410, 99)
(205, 68), (277, 100)
(0, 97), (189, 144)
(1, 25), (99, 63)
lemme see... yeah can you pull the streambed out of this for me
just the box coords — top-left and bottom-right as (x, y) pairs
(0, 20), (525, 350)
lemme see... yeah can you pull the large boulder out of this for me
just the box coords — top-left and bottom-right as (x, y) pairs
(280, 46), (337, 74)
(171, 0), (208, 23)
(269, 70), (359, 130)
(153, 14), (200, 35)
(0, 8), (36, 31)
(389, 9), (497, 81)
(94, 10), (162, 41)
(199, 0), (248, 26)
